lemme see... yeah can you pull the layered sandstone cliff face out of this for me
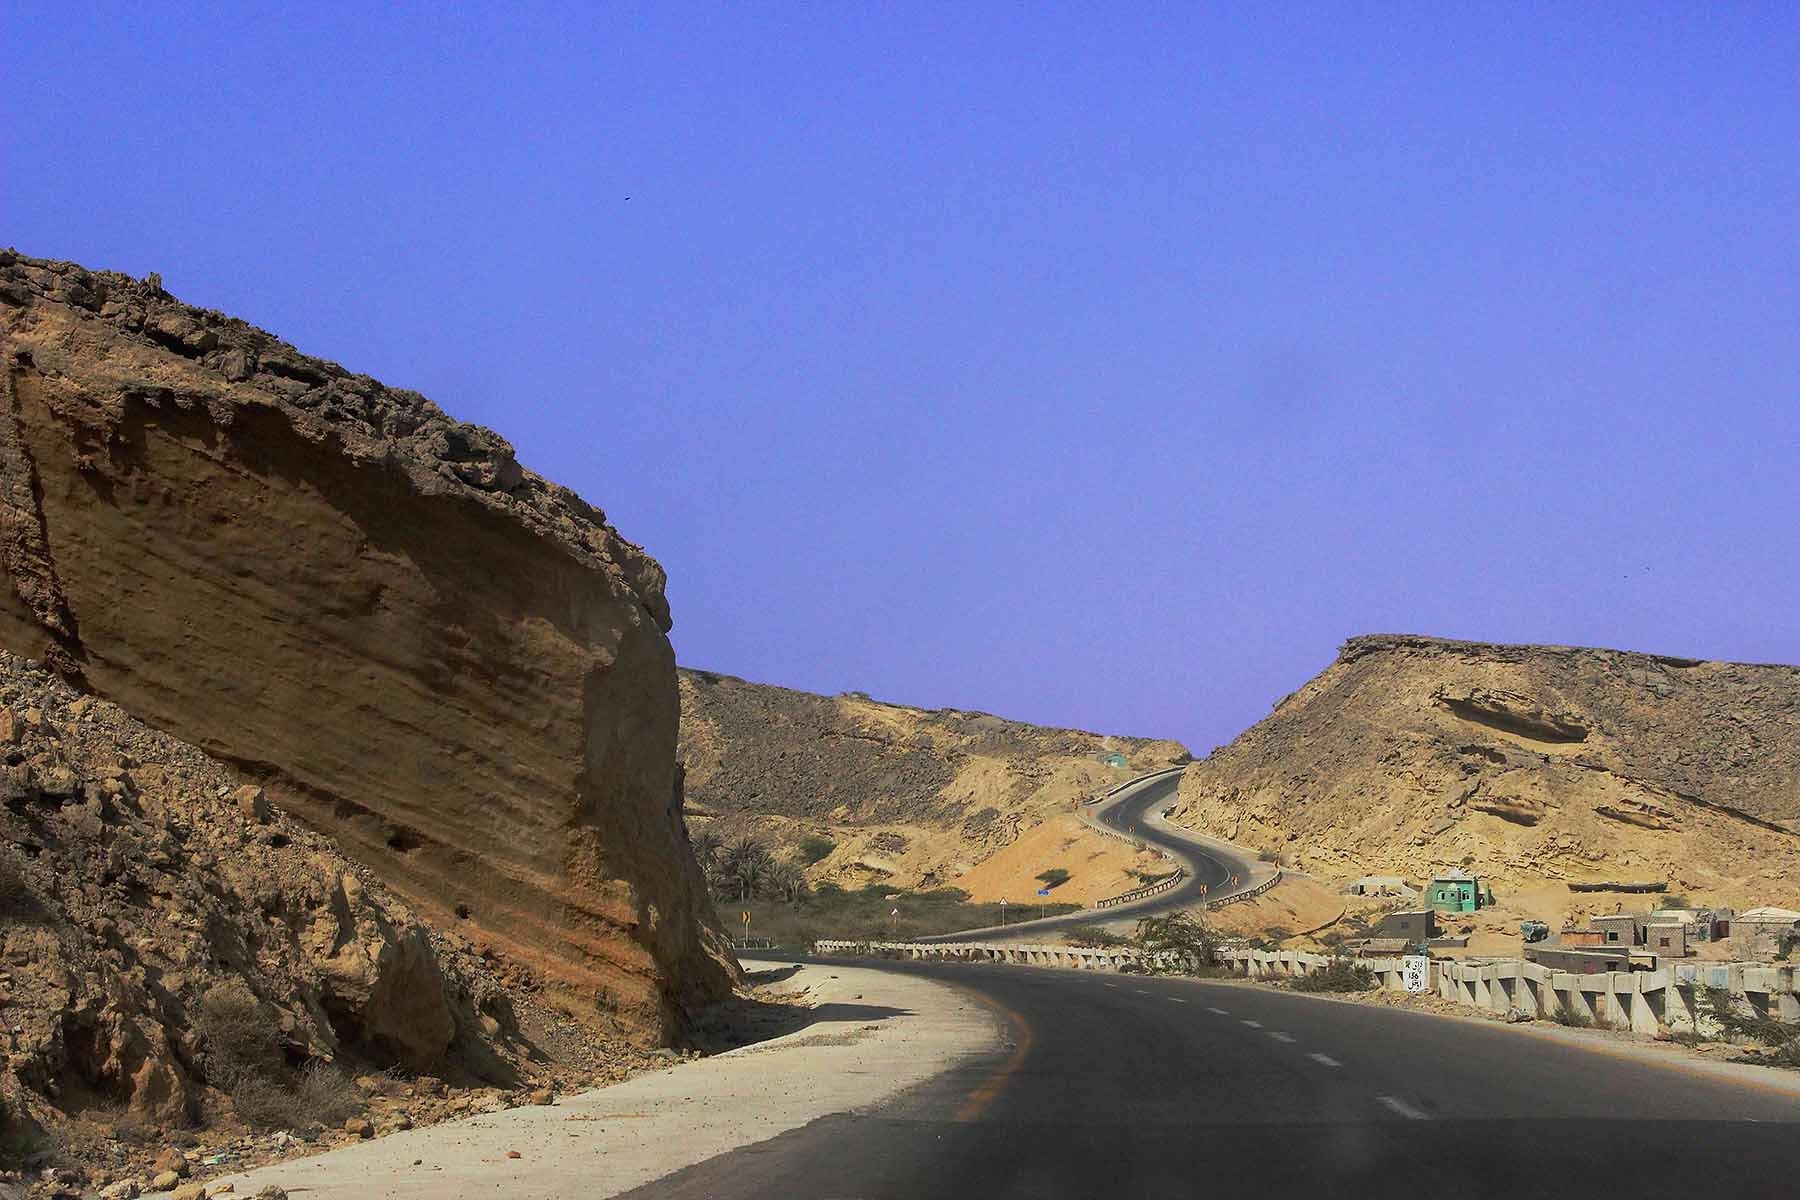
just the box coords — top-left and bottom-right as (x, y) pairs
(1170, 634), (1800, 905)
(0, 252), (736, 1042)
(678, 667), (1190, 889)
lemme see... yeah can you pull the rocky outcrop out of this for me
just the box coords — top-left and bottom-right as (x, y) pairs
(678, 668), (1189, 887)
(0, 252), (735, 1043)
(1170, 634), (1800, 905)
(0, 651), (677, 1168)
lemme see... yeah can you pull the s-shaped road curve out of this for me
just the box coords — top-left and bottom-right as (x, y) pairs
(916, 767), (1255, 944)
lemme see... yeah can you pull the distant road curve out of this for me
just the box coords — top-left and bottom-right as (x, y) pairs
(916, 766), (1256, 943)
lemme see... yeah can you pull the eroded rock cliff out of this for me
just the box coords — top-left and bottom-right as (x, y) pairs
(1169, 634), (1800, 905)
(0, 252), (736, 1044)
(0, 650), (680, 1177)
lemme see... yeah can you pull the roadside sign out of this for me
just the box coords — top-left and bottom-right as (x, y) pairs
(741, 911), (750, 926)
(1037, 888), (1051, 896)
(1402, 955), (1430, 993)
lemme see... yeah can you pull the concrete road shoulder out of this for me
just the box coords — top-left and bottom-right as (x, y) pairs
(150, 959), (1002, 1200)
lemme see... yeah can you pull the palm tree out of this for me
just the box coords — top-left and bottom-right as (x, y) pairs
(690, 827), (723, 875)
(721, 836), (768, 875)
(731, 854), (769, 902)
(767, 861), (808, 906)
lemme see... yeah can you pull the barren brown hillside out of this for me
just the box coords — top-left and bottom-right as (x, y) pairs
(1169, 634), (1800, 908)
(678, 668), (1189, 892)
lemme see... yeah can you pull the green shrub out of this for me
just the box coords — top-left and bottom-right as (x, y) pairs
(1257, 848), (1283, 865)
(1697, 986), (1800, 1049)
(1132, 912), (1218, 971)
(1035, 869), (1071, 889)
(1289, 957), (1376, 993)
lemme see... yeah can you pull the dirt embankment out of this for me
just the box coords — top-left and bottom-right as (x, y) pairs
(1169, 634), (1800, 908)
(677, 669), (1189, 892)
(0, 251), (737, 1045)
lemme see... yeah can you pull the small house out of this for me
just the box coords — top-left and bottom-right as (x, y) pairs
(1374, 908), (1439, 942)
(1427, 869), (1487, 913)
(1526, 945), (1634, 974)
(1590, 913), (1645, 947)
(1734, 906), (1800, 959)
(1645, 922), (1688, 958)
(1648, 905), (1733, 942)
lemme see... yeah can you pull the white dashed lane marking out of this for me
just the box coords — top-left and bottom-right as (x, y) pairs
(1268, 1032), (1295, 1043)
(1307, 1053), (1342, 1068)
(1168, 997), (1186, 1004)
(1377, 1095), (1429, 1120)
(1206, 1007), (1230, 1015)
(1240, 1020), (1262, 1029)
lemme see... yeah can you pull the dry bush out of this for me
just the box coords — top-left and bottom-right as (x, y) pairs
(1290, 957), (1376, 993)
(196, 982), (283, 1090)
(229, 1064), (362, 1131)
(295, 1063), (362, 1125)
(197, 983), (366, 1129)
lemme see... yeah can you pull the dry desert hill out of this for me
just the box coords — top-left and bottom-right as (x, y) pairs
(677, 668), (1190, 903)
(1169, 633), (1800, 914)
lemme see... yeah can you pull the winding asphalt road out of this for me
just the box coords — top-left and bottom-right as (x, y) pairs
(625, 958), (1800, 1198)
(918, 768), (1253, 943)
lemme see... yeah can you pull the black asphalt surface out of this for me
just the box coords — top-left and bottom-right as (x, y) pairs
(626, 959), (1800, 1199)
(917, 770), (1252, 943)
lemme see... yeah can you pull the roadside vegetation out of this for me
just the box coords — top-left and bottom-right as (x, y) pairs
(1126, 912), (1231, 976)
(692, 830), (1077, 944)
(196, 982), (362, 1129)
(1064, 924), (1130, 948)
(1286, 954), (1376, 993)
(1693, 986), (1800, 1066)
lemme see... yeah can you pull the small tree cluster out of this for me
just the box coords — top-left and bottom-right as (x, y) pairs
(689, 831), (810, 906)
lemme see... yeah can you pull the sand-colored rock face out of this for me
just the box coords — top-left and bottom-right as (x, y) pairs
(678, 667), (1190, 889)
(1169, 634), (1800, 906)
(0, 252), (735, 1038)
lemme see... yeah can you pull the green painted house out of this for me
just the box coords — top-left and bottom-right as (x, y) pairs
(1428, 869), (1488, 913)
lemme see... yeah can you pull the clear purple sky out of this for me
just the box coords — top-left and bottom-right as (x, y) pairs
(7, 6), (1797, 753)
